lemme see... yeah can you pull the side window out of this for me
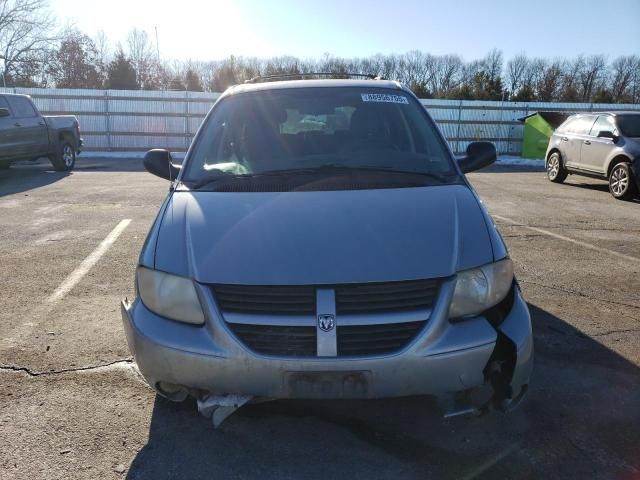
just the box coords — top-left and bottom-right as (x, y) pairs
(558, 117), (578, 133)
(566, 116), (595, 135)
(6, 96), (37, 118)
(590, 116), (617, 136)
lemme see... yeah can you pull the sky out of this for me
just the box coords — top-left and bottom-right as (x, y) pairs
(51, 0), (640, 61)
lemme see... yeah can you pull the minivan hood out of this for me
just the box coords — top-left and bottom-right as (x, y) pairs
(153, 185), (495, 285)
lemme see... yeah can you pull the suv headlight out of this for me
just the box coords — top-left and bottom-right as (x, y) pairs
(136, 266), (205, 325)
(449, 258), (514, 319)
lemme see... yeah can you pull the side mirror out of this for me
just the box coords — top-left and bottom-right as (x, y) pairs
(0, 108), (10, 118)
(457, 141), (497, 173)
(143, 149), (181, 181)
(597, 131), (617, 141)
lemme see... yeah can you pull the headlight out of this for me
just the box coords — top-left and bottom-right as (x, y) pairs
(449, 258), (514, 319)
(136, 266), (205, 325)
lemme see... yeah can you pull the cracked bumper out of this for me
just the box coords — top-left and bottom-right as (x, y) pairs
(121, 284), (533, 405)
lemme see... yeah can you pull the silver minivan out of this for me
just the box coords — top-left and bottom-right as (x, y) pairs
(121, 78), (533, 423)
(545, 112), (640, 200)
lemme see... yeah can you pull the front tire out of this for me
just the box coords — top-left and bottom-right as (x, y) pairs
(609, 162), (636, 200)
(546, 152), (567, 183)
(50, 142), (76, 172)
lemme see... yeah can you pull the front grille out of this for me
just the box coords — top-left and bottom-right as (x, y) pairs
(215, 279), (440, 358)
(335, 279), (439, 314)
(212, 285), (315, 315)
(337, 321), (425, 356)
(228, 323), (316, 357)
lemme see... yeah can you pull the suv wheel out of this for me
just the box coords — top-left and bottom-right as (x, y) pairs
(609, 162), (636, 200)
(51, 142), (76, 172)
(546, 152), (567, 183)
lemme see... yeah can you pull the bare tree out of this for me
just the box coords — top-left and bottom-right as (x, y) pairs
(126, 28), (162, 89)
(528, 58), (548, 97)
(506, 53), (529, 98)
(0, 0), (58, 87)
(558, 57), (582, 101)
(93, 30), (110, 85)
(398, 50), (436, 89)
(537, 60), (563, 101)
(482, 49), (503, 81)
(263, 55), (301, 76)
(610, 55), (639, 102)
(433, 54), (462, 97)
(577, 55), (606, 101)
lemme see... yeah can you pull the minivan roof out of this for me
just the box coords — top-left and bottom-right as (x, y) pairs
(225, 79), (405, 96)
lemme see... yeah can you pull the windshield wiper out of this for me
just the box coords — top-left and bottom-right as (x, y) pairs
(290, 165), (454, 182)
(187, 164), (454, 189)
(255, 164), (402, 176)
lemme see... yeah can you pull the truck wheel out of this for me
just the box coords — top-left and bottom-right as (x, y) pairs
(51, 142), (76, 172)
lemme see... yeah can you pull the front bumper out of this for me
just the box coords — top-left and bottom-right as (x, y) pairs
(121, 280), (533, 409)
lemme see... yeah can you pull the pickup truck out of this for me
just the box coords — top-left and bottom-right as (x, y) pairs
(0, 93), (82, 171)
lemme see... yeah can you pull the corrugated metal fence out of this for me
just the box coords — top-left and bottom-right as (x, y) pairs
(2, 87), (639, 155)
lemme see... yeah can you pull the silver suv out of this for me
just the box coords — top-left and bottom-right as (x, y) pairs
(545, 112), (640, 200)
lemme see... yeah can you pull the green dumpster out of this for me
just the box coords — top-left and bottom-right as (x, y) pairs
(519, 111), (571, 159)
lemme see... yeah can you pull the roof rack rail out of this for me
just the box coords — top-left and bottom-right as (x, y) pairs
(244, 72), (383, 84)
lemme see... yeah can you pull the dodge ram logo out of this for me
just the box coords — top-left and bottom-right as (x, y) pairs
(317, 314), (335, 332)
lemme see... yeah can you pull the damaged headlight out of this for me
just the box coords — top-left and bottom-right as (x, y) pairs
(136, 266), (205, 325)
(449, 258), (514, 319)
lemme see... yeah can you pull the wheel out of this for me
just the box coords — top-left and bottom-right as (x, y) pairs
(609, 162), (636, 200)
(50, 142), (76, 172)
(546, 152), (567, 183)
(0, 161), (9, 170)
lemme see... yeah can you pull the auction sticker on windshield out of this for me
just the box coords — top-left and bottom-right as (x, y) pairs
(361, 93), (409, 104)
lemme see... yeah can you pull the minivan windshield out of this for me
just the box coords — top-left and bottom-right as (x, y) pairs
(182, 87), (457, 187)
(616, 115), (640, 137)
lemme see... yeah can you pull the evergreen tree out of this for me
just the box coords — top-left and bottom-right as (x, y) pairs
(107, 49), (139, 90)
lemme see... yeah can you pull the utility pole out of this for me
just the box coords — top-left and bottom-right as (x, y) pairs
(155, 26), (160, 60)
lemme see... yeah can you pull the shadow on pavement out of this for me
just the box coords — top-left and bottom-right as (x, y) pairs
(0, 157), (151, 197)
(0, 160), (70, 197)
(126, 304), (640, 480)
(475, 164), (545, 174)
(565, 180), (640, 203)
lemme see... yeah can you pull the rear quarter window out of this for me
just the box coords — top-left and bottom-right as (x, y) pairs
(6, 96), (38, 118)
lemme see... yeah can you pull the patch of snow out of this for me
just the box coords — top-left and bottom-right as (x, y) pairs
(496, 155), (544, 167)
(80, 151), (186, 160)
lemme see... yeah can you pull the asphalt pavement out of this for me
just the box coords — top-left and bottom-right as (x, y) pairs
(0, 158), (638, 480)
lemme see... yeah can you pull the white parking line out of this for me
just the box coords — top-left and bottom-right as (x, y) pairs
(493, 215), (640, 264)
(47, 219), (132, 303)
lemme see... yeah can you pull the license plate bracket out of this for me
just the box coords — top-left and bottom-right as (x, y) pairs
(285, 370), (371, 398)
